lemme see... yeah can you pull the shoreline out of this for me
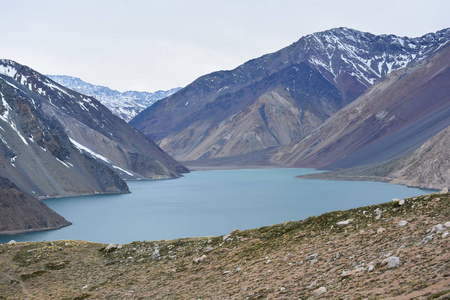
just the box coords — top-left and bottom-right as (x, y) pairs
(0, 222), (72, 236)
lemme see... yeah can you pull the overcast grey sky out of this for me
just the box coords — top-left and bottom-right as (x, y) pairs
(1, 0), (448, 92)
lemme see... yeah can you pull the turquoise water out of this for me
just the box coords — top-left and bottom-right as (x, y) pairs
(0, 168), (431, 244)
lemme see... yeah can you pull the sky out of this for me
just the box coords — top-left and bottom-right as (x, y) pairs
(1, 0), (449, 92)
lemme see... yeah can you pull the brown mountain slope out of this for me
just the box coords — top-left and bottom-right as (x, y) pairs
(0, 177), (70, 233)
(300, 126), (450, 190)
(271, 45), (450, 169)
(131, 28), (449, 161)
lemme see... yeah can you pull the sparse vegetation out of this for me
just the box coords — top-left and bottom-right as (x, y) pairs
(0, 193), (448, 299)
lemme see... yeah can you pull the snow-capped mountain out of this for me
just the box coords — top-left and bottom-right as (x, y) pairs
(0, 59), (188, 197)
(130, 27), (449, 161)
(47, 75), (181, 121)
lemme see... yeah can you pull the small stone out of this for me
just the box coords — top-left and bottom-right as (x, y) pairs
(423, 235), (433, 244)
(266, 259), (271, 264)
(377, 227), (386, 234)
(307, 280), (317, 289)
(333, 252), (341, 260)
(398, 199), (405, 206)
(397, 220), (408, 228)
(280, 287), (286, 292)
(439, 187), (448, 194)
(223, 234), (231, 241)
(387, 257), (400, 268)
(337, 219), (353, 226)
(104, 244), (117, 253)
(313, 287), (327, 296)
(368, 265), (375, 272)
(283, 253), (292, 261)
(431, 224), (444, 234)
(81, 285), (88, 289)
(442, 231), (449, 238)
(223, 270), (230, 275)
(306, 253), (318, 261)
(310, 259), (318, 266)
(152, 248), (160, 259)
(193, 255), (207, 263)
(444, 222), (450, 228)
(392, 198), (400, 202)
(8, 240), (16, 245)
(64, 242), (70, 246)
(58, 247), (63, 251)
(204, 246), (214, 252)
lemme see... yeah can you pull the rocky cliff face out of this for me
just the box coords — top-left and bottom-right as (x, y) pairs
(130, 27), (449, 161)
(47, 75), (181, 121)
(0, 59), (188, 183)
(0, 177), (71, 233)
(271, 45), (450, 170)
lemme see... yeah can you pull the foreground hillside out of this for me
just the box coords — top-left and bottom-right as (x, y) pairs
(1, 193), (448, 299)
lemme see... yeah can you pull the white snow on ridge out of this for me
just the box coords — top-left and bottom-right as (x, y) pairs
(69, 137), (135, 176)
(0, 64), (18, 78)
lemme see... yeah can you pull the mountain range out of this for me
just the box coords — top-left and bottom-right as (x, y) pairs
(0, 59), (187, 233)
(47, 75), (181, 121)
(130, 27), (449, 163)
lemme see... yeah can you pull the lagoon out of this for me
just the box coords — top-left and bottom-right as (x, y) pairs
(0, 168), (431, 244)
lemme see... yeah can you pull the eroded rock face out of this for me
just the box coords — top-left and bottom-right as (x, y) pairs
(0, 177), (71, 233)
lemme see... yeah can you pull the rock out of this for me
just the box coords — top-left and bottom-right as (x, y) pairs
(442, 231), (449, 238)
(444, 222), (450, 228)
(392, 198), (400, 202)
(279, 287), (286, 292)
(283, 253), (292, 261)
(313, 287), (327, 296)
(398, 199), (405, 206)
(341, 268), (364, 278)
(104, 244), (118, 253)
(81, 285), (88, 289)
(306, 253), (318, 261)
(152, 248), (160, 259)
(387, 257), (400, 268)
(222, 234), (231, 242)
(423, 235), (433, 244)
(431, 224), (444, 234)
(333, 252), (340, 260)
(368, 264), (375, 272)
(8, 240), (16, 244)
(310, 259), (318, 266)
(193, 255), (207, 263)
(440, 187), (448, 194)
(307, 280), (317, 289)
(204, 246), (214, 252)
(64, 242), (70, 246)
(58, 247), (63, 251)
(377, 227), (386, 234)
(223, 271), (230, 275)
(337, 219), (353, 225)
(397, 220), (408, 228)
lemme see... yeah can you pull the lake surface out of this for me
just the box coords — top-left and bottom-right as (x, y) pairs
(0, 168), (432, 244)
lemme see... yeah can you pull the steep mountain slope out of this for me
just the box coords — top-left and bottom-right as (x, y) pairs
(0, 75), (128, 198)
(271, 45), (450, 170)
(300, 126), (450, 190)
(0, 59), (188, 183)
(0, 177), (71, 233)
(47, 75), (181, 121)
(131, 27), (449, 161)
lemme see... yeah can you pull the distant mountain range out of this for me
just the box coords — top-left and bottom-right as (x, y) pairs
(47, 75), (181, 121)
(0, 59), (187, 233)
(130, 27), (449, 162)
